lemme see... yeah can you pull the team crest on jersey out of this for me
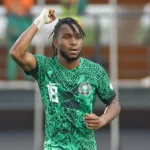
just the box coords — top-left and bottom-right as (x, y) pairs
(78, 82), (92, 96)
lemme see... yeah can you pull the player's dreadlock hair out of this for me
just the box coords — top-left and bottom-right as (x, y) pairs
(49, 17), (86, 58)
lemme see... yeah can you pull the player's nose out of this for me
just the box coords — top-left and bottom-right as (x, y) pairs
(70, 37), (77, 45)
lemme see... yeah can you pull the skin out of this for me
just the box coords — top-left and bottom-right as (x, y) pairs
(84, 99), (121, 130)
(53, 24), (83, 69)
(9, 9), (56, 72)
(9, 9), (121, 130)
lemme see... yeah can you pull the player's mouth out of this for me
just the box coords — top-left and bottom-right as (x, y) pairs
(69, 48), (79, 54)
(69, 48), (78, 51)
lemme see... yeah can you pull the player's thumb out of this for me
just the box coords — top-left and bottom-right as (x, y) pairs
(48, 13), (56, 23)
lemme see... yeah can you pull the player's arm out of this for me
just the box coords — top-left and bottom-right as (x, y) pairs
(9, 8), (56, 72)
(84, 97), (121, 130)
(99, 96), (121, 127)
(84, 67), (121, 130)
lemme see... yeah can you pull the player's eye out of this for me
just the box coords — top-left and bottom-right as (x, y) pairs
(64, 35), (70, 39)
(75, 34), (82, 39)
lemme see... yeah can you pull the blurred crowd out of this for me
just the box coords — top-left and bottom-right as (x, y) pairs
(3, 0), (34, 80)
(2, 0), (88, 80)
(1, 0), (149, 81)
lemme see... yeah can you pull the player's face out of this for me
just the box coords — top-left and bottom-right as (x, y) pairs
(55, 24), (83, 62)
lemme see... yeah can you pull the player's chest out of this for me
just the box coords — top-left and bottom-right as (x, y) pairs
(45, 69), (96, 90)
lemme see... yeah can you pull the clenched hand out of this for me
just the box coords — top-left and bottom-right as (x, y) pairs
(84, 113), (106, 130)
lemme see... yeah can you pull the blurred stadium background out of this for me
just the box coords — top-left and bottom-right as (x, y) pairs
(0, 0), (150, 150)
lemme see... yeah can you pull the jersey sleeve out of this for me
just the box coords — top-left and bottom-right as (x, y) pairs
(96, 67), (116, 105)
(24, 54), (46, 81)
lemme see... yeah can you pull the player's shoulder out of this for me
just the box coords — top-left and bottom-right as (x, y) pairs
(33, 54), (54, 63)
(33, 54), (50, 60)
(81, 57), (105, 72)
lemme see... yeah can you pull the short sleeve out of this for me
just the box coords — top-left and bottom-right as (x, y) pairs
(96, 67), (116, 105)
(24, 54), (46, 81)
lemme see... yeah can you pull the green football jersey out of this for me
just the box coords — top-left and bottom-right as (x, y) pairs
(27, 54), (116, 150)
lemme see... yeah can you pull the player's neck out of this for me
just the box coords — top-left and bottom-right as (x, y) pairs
(58, 57), (80, 70)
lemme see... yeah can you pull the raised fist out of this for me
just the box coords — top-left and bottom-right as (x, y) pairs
(33, 8), (56, 29)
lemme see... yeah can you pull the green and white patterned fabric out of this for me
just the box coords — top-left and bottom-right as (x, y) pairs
(26, 55), (116, 150)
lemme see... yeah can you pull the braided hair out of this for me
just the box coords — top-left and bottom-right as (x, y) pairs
(49, 17), (86, 57)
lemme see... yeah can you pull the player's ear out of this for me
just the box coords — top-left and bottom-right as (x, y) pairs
(53, 38), (58, 49)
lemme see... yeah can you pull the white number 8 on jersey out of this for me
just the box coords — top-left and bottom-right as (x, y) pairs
(47, 83), (59, 103)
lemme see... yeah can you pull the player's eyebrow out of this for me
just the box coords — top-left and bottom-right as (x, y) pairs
(63, 32), (81, 37)
(63, 33), (72, 35)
